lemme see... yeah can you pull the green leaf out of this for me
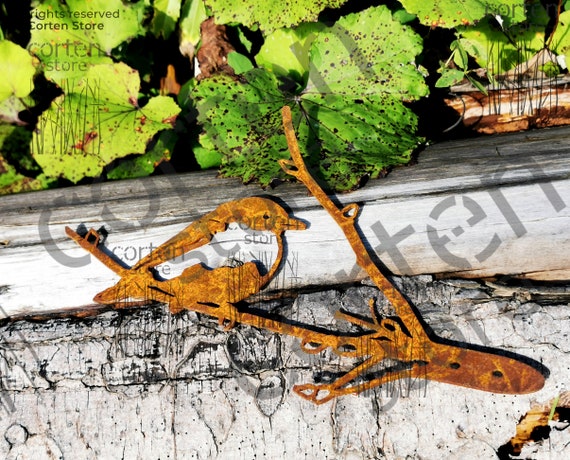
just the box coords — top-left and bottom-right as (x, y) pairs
(236, 26), (254, 53)
(0, 124), (55, 194)
(152, 0), (182, 39)
(194, 69), (288, 185)
(465, 75), (488, 94)
(227, 52), (254, 74)
(0, 156), (55, 195)
(435, 68), (465, 87)
(458, 16), (545, 74)
(193, 6), (427, 191)
(306, 6), (427, 101)
(539, 61), (560, 77)
(193, 144), (222, 169)
(28, 0), (145, 85)
(179, 0), (208, 58)
(107, 130), (179, 179)
(451, 40), (469, 69)
(0, 40), (36, 101)
(0, 123), (37, 173)
(548, 394), (560, 422)
(256, 22), (325, 83)
(203, 0), (349, 34)
(549, 11), (570, 64)
(399, 0), (526, 28)
(32, 63), (181, 183)
(393, 8), (418, 24)
(298, 92), (421, 189)
(0, 96), (28, 124)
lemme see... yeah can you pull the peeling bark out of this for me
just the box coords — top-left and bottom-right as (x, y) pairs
(0, 276), (567, 458)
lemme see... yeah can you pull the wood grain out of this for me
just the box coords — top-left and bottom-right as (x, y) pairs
(1, 126), (569, 317)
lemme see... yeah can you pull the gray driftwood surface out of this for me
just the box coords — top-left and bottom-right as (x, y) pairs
(0, 127), (569, 458)
(0, 277), (568, 458)
(1, 125), (570, 317)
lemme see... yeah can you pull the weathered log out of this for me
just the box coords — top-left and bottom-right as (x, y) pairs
(1, 125), (569, 317)
(444, 76), (570, 133)
(0, 277), (567, 458)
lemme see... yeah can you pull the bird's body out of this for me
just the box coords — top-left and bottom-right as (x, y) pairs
(66, 196), (306, 325)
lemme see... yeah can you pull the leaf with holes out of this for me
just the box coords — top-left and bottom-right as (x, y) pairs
(32, 63), (180, 183)
(192, 5), (427, 190)
(204, 0), (348, 34)
(305, 6), (427, 100)
(194, 70), (288, 185)
(399, 0), (526, 28)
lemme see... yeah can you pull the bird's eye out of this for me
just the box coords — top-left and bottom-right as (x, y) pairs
(263, 214), (270, 220)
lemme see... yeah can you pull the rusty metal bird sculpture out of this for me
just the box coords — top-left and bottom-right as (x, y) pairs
(66, 197), (306, 327)
(67, 107), (547, 404)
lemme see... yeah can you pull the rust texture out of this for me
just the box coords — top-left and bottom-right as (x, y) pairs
(279, 105), (546, 403)
(67, 108), (547, 404)
(66, 197), (306, 328)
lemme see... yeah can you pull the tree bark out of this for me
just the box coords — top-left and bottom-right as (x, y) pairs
(0, 276), (567, 458)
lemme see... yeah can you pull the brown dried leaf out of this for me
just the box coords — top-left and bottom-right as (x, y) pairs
(196, 17), (235, 79)
(502, 391), (570, 455)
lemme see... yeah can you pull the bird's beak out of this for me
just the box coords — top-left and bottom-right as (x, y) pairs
(283, 217), (307, 231)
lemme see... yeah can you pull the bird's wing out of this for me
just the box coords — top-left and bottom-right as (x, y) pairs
(131, 220), (214, 270)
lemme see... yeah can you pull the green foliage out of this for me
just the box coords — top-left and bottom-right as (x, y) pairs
(193, 70), (288, 185)
(151, 0), (182, 39)
(179, 0), (207, 58)
(400, 0), (526, 28)
(436, 1), (570, 89)
(436, 40), (489, 93)
(2, 0), (570, 195)
(193, 6), (427, 190)
(193, 144), (222, 169)
(0, 40), (37, 124)
(0, 156), (54, 195)
(203, 0), (349, 33)
(549, 10), (570, 63)
(227, 52), (254, 74)
(255, 22), (325, 83)
(0, 96), (29, 125)
(307, 7), (427, 100)
(457, 17), (545, 73)
(32, 63), (180, 182)
(107, 130), (179, 179)
(28, 0), (145, 85)
(0, 40), (37, 101)
(0, 124), (37, 174)
(0, 124), (55, 195)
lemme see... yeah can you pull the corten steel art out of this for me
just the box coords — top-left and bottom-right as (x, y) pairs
(67, 106), (547, 404)
(65, 197), (306, 328)
(278, 106), (545, 403)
